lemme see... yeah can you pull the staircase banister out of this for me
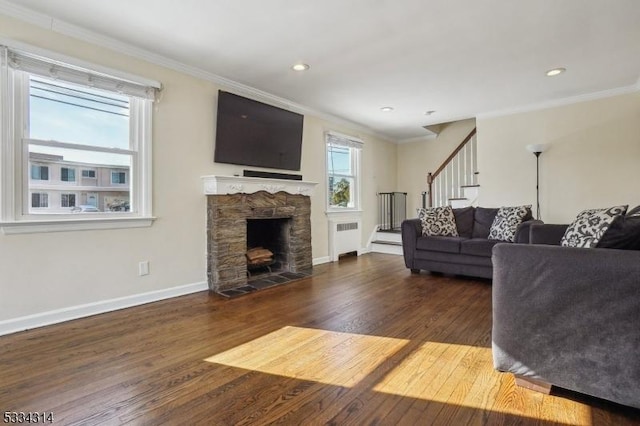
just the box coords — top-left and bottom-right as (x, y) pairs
(430, 127), (477, 181)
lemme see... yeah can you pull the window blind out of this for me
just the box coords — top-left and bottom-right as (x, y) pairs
(2, 45), (159, 100)
(326, 131), (364, 149)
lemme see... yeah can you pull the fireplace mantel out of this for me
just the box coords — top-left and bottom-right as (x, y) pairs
(202, 175), (317, 196)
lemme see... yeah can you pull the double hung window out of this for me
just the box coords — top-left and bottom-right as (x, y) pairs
(0, 42), (160, 232)
(325, 131), (363, 210)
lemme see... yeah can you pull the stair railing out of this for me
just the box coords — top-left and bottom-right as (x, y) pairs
(425, 128), (478, 208)
(377, 192), (407, 231)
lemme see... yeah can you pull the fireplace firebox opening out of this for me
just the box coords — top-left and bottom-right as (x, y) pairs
(246, 218), (292, 277)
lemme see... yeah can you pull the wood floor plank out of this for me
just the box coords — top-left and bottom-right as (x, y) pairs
(1, 253), (638, 425)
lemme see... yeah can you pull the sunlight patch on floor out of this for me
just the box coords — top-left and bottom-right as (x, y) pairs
(204, 326), (408, 387)
(373, 341), (593, 425)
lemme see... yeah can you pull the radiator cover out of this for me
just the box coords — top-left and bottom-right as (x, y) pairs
(328, 217), (362, 261)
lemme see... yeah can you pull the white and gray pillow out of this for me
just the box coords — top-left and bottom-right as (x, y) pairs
(561, 205), (628, 248)
(488, 205), (531, 242)
(418, 206), (459, 237)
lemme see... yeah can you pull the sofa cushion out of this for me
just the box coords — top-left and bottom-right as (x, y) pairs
(488, 205), (532, 242)
(416, 236), (465, 254)
(453, 207), (474, 238)
(472, 207), (499, 239)
(414, 250), (492, 267)
(597, 209), (640, 250)
(460, 238), (500, 257)
(418, 206), (459, 237)
(561, 205), (628, 248)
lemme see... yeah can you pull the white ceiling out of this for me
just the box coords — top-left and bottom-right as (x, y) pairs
(2, 0), (640, 141)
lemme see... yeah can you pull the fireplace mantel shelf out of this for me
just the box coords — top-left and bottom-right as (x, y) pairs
(202, 175), (318, 196)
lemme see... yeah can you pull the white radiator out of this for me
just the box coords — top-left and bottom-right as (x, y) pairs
(328, 218), (362, 261)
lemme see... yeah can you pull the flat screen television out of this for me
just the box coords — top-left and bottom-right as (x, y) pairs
(214, 91), (304, 171)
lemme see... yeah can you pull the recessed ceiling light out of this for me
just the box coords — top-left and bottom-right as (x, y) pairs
(380, 106), (394, 112)
(291, 63), (309, 71)
(425, 110), (436, 116)
(546, 67), (566, 77)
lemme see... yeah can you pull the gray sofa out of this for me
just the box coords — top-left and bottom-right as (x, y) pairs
(492, 224), (640, 409)
(401, 206), (540, 279)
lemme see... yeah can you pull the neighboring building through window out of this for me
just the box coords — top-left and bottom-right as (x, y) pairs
(82, 169), (96, 178)
(26, 153), (131, 213)
(326, 131), (363, 210)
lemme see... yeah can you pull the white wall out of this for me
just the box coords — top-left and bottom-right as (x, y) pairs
(397, 119), (476, 216)
(477, 92), (640, 223)
(0, 14), (397, 325)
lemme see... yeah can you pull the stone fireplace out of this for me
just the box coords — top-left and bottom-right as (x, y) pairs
(203, 175), (317, 292)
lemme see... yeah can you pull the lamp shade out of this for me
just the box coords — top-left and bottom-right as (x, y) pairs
(526, 143), (549, 153)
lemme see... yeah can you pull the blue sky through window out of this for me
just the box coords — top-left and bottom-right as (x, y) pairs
(327, 145), (351, 175)
(29, 76), (130, 166)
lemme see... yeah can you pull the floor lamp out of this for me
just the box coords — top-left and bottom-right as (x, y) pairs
(525, 144), (549, 220)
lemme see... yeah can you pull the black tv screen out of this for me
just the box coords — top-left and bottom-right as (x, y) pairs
(214, 91), (304, 171)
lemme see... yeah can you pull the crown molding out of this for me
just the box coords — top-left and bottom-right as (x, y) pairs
(478, 83), (640, 121)
(396, 134), (437, 144)
(0, 0), (51, 27)
(0, 1), (392, 143)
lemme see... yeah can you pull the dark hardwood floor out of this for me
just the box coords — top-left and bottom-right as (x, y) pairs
(1, 253), (638, 425)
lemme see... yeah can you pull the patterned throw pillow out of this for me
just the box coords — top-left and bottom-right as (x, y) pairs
(418, 206), (459, 237)
(561, 205), (628, 248)
(488, 205), (532, 242)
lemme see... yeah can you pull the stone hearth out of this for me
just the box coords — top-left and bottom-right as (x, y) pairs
(204, 175), (317, 292)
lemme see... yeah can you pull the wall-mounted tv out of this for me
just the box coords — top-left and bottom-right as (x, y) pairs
(214, 91), (304, 171)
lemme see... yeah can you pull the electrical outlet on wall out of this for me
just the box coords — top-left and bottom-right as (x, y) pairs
(138, 261), (150, 276)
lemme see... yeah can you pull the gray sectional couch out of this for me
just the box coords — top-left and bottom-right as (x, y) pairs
(492, 223), (640, 409)
(401, 206), (540, 279)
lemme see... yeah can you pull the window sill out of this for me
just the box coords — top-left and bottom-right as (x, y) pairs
(325, 210), (362, 219)
(0, 216), (156, 235)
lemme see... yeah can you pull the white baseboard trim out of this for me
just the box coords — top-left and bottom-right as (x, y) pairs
(313, 256), (331, 265)
(0, 281), (209, 337)
(314, 250), (372, 263)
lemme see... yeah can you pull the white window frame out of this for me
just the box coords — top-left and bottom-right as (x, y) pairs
(0, 40), (160, 234)
(325, 131), (363, 213)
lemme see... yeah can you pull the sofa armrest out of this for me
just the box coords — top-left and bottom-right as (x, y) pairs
(529, 223), (568, 245)
(514, 219), (543, 243)
(401, 219), (422, 269)
(492, 243), (640, 409)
